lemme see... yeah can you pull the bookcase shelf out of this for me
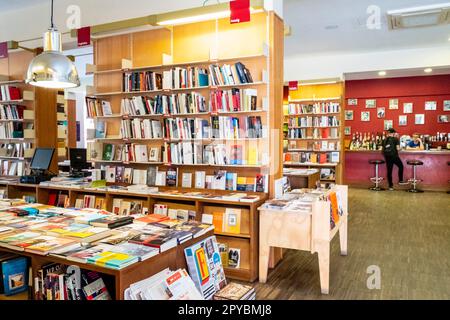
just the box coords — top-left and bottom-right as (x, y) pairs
(286, 112), (341, 117)
(85, 11), (284, 283)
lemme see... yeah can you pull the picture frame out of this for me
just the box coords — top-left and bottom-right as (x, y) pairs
(438, 115), (449, 123)
(443, 100), (450, 111)
(344, 126), (351, 135)
(345, 110), (354, 121)
(365, 99), (376, 109)
(403, 102), (413, 114)
(425, 101), (437, 111)
(347, 99), (358, 106)
(399, 115), (407, 126)
(415, 114), (425, 125)
(384, 120), (393, 130)
(389, 99), (399, 110)
(377, 107), (385, 119)
(361, 111), (370, 122)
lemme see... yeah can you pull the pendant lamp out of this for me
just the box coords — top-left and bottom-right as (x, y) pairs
(26, 0), (80, 89)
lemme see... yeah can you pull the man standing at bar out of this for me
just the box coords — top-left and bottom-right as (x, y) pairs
(382, 128), (408, 191)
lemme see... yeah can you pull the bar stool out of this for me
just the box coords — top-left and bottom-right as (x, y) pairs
(407, 160), (424, 193)
(369, 159), (385, 191)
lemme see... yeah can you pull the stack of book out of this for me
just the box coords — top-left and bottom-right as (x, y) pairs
(210, 88), (258, 112)
(0, 105), (25, 120)
(85, 98), (113, 118)
(162, 66), (209, 90)
(208, 62), (253, 86)
(120, 118), (163, 139)
(123, 70), (163, 92)
(287, 102), (340, 115)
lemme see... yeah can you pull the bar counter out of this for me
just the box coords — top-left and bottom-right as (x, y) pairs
(345, 149), (450, 191)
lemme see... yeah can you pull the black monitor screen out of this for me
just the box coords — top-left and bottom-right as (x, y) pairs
(30, 148), (55, 171)
(70, 148), (87, 171)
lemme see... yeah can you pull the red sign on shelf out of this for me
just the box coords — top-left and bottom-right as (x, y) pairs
(0, 42), (8, 59)
(230, 0), (251, 24)
(289, 81), (299, 91)
(77, 26), (91, 47)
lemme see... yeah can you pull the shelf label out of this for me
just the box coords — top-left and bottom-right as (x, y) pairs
(77, 26), (91, 47)
(230, 0), (251, 24)
(0, 42), (8, 59)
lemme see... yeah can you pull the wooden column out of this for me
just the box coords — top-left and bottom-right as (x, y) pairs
(35, 87), (58, 173)
(67, 99), (77, 148)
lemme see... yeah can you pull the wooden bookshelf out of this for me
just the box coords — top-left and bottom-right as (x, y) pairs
(0, 51), (60, 175)
(56, 91), (69, 160)
(283, 83), (345, 184)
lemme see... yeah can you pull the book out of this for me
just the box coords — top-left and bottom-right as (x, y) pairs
(166, 167), (178, 187)
(212, 211), (224, 233)
(67, 244), (114, 263)
(184, 236), (227, 300)
(89, 215), (134, 229)
(223, 208), (241, 234)
(213, 282), (255, 300)
(228, 248), (241, 268)
(181, 172), (192, 188)
(195, 171), (206, 189)
(95, 121), (107, 139)
(129, 230), (178, 253)
(25, 236), (76, 255)
(87, 251), (139, 270)
(0, 256), (28, 296)
(112, 242), (159, 261)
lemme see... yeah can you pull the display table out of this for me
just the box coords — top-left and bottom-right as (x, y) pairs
(345, 150), (450, 191)
(0, 231), (213, 300)
(258, 185), (348, 294)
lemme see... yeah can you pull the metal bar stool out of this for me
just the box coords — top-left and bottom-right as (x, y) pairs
(407, 160), (424, 193)
(369, 159), (385, 191)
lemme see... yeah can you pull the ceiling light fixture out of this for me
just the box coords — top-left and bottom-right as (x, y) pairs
(26, 0), (80, 89)
(424, 68), (433, 73)
(156, 0), (264, 26)
(378, 71), (387, 76)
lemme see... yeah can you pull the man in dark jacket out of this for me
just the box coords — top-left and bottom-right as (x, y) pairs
(382, 128), (408, 190)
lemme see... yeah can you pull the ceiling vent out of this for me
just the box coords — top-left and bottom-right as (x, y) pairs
(387, 3), (450, 30)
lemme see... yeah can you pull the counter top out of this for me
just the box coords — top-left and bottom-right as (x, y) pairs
(345, 149), (450, 155)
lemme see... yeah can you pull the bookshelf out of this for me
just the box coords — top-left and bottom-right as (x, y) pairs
(83, 11), (283, 282)
(283, 82), (345, 184)
(0, 51), (60, 175)
(56, 91), (68, 160)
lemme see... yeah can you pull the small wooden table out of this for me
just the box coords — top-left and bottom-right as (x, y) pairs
(258, 185), (348, 294)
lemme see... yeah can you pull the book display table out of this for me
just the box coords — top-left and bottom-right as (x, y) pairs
(0, 232), (213, 300)
(258, 185), (348, 294)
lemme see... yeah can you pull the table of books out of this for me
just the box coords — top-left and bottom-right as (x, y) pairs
(0, 200), (214, 300)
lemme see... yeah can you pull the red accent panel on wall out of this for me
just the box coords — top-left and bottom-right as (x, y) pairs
(345, 75), (450, 136)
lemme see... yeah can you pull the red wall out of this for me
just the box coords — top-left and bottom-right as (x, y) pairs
(345, 75), (450, 136)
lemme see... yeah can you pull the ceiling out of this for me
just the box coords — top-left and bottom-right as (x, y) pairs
(0, 0), (48, 12)
(283, 0), (450, 57)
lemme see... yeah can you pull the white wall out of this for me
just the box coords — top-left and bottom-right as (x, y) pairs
(284, 45), (450, 81)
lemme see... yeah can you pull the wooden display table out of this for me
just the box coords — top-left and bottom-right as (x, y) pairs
(284, 170), (320, 189)
(0, 231), (213, 300)
(258, 185), (348, 294)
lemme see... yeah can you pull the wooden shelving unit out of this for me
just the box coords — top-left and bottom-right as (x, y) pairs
(56, 91), (68, 160)
(81, 11), (283, 283)
(283, 83), (345, 184)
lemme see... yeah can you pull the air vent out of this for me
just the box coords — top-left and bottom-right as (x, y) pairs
(387, 3), (450, 29)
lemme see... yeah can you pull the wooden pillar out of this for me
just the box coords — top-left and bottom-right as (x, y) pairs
(66, 99), (77, 148)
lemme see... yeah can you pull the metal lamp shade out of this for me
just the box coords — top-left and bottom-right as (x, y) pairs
(26, 51), (80, 89)
(26, 29), (80, 89)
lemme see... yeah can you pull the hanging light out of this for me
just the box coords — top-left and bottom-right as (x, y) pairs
(26, 0), (80, 89)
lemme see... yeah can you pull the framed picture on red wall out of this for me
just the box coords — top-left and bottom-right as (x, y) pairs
(365, 99), (376, 108)
(425, 101), (437, 111)
(415, 114), (425, 125)
(403, 103), (413, 114)
(384, 120), (393, 130)
(389, 99), (399, 110)
(345, 127), (351, 135)
(399, 115), (407, 126)
(438, 115), (448, 123)
(347, 99), (358, 106)
(443, 100), (450, 111)
(345, 110), (354, 121)
(361, 111), (370, 121)
(377, 107), (385, 119)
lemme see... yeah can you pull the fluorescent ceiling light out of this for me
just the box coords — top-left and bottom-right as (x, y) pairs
(424, 68), (433, 73)
(378, 71), (387, 76)
(387, 3), (450, 29)
(157, 6), (263, 26)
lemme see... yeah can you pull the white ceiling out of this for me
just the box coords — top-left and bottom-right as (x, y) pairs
(283, 0), (450, 57)
(0, 0), (48, 12)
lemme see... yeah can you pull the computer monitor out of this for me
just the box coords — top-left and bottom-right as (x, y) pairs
(30, 148), (55, 172)
(69, 148), (88, 176)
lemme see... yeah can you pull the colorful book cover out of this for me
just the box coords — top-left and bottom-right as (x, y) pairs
(184, 236), (227, 300)
(1, 257), (28, 296)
